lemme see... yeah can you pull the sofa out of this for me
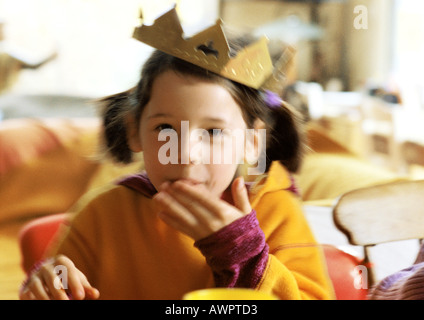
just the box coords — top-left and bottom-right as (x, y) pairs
(0, 116), (404, 299)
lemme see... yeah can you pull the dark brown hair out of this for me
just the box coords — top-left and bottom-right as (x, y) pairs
(99, 37), (305, 173)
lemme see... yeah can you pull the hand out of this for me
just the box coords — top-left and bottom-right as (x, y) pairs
(19, 255), (100, 300)
(153, 176), (251, 241)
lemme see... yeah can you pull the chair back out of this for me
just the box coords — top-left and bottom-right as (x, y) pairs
(332, 180), (424, 286)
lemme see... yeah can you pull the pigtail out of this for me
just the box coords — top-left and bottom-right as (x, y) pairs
(97, 89), (138, 164)
(265, 100), (306, 173)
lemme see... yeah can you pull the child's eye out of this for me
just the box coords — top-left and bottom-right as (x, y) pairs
(207, 129), (223, 137)
(155, 123), (174, 131)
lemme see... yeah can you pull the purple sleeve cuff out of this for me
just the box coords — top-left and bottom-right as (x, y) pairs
(369, 244), (424, 300)
(194, 210), (269, 288)
(369, 263), (424, 300)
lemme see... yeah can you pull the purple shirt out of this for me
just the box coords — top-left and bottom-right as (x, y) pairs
(369, 244), (424, 300)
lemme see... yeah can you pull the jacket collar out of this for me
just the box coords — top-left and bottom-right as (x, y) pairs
(249, 161), (297, 207)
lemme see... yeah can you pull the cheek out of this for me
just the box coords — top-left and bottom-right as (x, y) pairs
(142, 148), (167, 191)
(207, 163), (239, 195)
(209, 132), (246, 164)
(140, 138), (162, 171)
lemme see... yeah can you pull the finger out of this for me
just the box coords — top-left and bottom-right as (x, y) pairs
(19, 289), (36, 300)
(65, 265), (96, 300)
(67, 271), (86, 299)
(161, 183), (213, 224)
(25, 277), (51, 300)
(78, 270), (100, 300)
(154, 191), (200, 236)
(157, 209), (199, 239)
(19, 279), (33, 300)
(85, 287), (100, 300)
(157, 180), (171, 192)
(154, 190), (198, 225)
(164, 182), (240, 235)
(19, 259), (62, 300)
(166, 181), (245, 236)
(168, 181), (228, 215)
(231, 176), (251, 214)
(54, 255), (96, 300)
(40, 264), (69, 300)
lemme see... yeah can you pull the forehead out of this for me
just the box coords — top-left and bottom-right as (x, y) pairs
(145, 71), (244, 120)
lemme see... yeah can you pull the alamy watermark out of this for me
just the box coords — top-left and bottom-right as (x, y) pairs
(157, 121), (267, 175)
(353, 265), (368, 290)
(353, 5), (368, 30)
(53, 264), (68, 290)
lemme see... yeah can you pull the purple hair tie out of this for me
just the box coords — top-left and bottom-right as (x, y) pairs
(263, 90), (282, 110)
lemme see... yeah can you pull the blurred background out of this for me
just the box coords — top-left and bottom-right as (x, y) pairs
(1, 0), (424, 175)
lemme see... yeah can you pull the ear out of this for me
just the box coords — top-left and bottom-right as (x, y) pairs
(126, 114), (143, 152)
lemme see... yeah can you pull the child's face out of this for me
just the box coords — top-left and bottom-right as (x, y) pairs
(131, 70), (249, 197)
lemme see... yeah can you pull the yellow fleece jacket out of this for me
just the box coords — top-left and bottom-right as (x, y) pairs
(53, 162), (334, 299)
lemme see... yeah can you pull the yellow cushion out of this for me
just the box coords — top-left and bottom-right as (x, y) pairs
(296, 152), (403, 202)
(296, 124), (404, 202)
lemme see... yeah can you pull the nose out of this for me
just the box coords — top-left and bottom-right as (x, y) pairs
(179, 125), (209, 165)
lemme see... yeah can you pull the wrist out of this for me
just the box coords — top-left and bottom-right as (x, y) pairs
(194, 209), (269, 288)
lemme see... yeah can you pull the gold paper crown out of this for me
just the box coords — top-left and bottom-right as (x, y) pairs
(133, 7), (293, 90)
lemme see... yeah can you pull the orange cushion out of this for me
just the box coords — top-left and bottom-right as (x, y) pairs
(0, 118), (101, 223)
(0, 118), (98, 175)
(323, 245), (368, 300)
(18, 213), (70, 273)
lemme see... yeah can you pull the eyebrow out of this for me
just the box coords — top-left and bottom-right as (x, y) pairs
(204, 117), (228, 124)
(147, 113), (172, 120)
(147, 113), (228, 124)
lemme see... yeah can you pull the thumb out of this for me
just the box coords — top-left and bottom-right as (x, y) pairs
(231, 176), (251, 215)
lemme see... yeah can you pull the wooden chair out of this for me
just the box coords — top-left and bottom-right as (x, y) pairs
(332, 179), (424, 287)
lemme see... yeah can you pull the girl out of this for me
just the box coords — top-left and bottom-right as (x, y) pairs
(19, 36), (334, 300)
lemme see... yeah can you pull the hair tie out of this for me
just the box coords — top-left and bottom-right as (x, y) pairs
(263, 90), (283, 110)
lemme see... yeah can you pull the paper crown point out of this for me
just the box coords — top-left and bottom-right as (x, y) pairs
(132, 7), (275, 89)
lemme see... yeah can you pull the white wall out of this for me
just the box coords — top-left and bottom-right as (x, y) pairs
(342, 0), (394, 90)
(0, 0), (219, 98)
